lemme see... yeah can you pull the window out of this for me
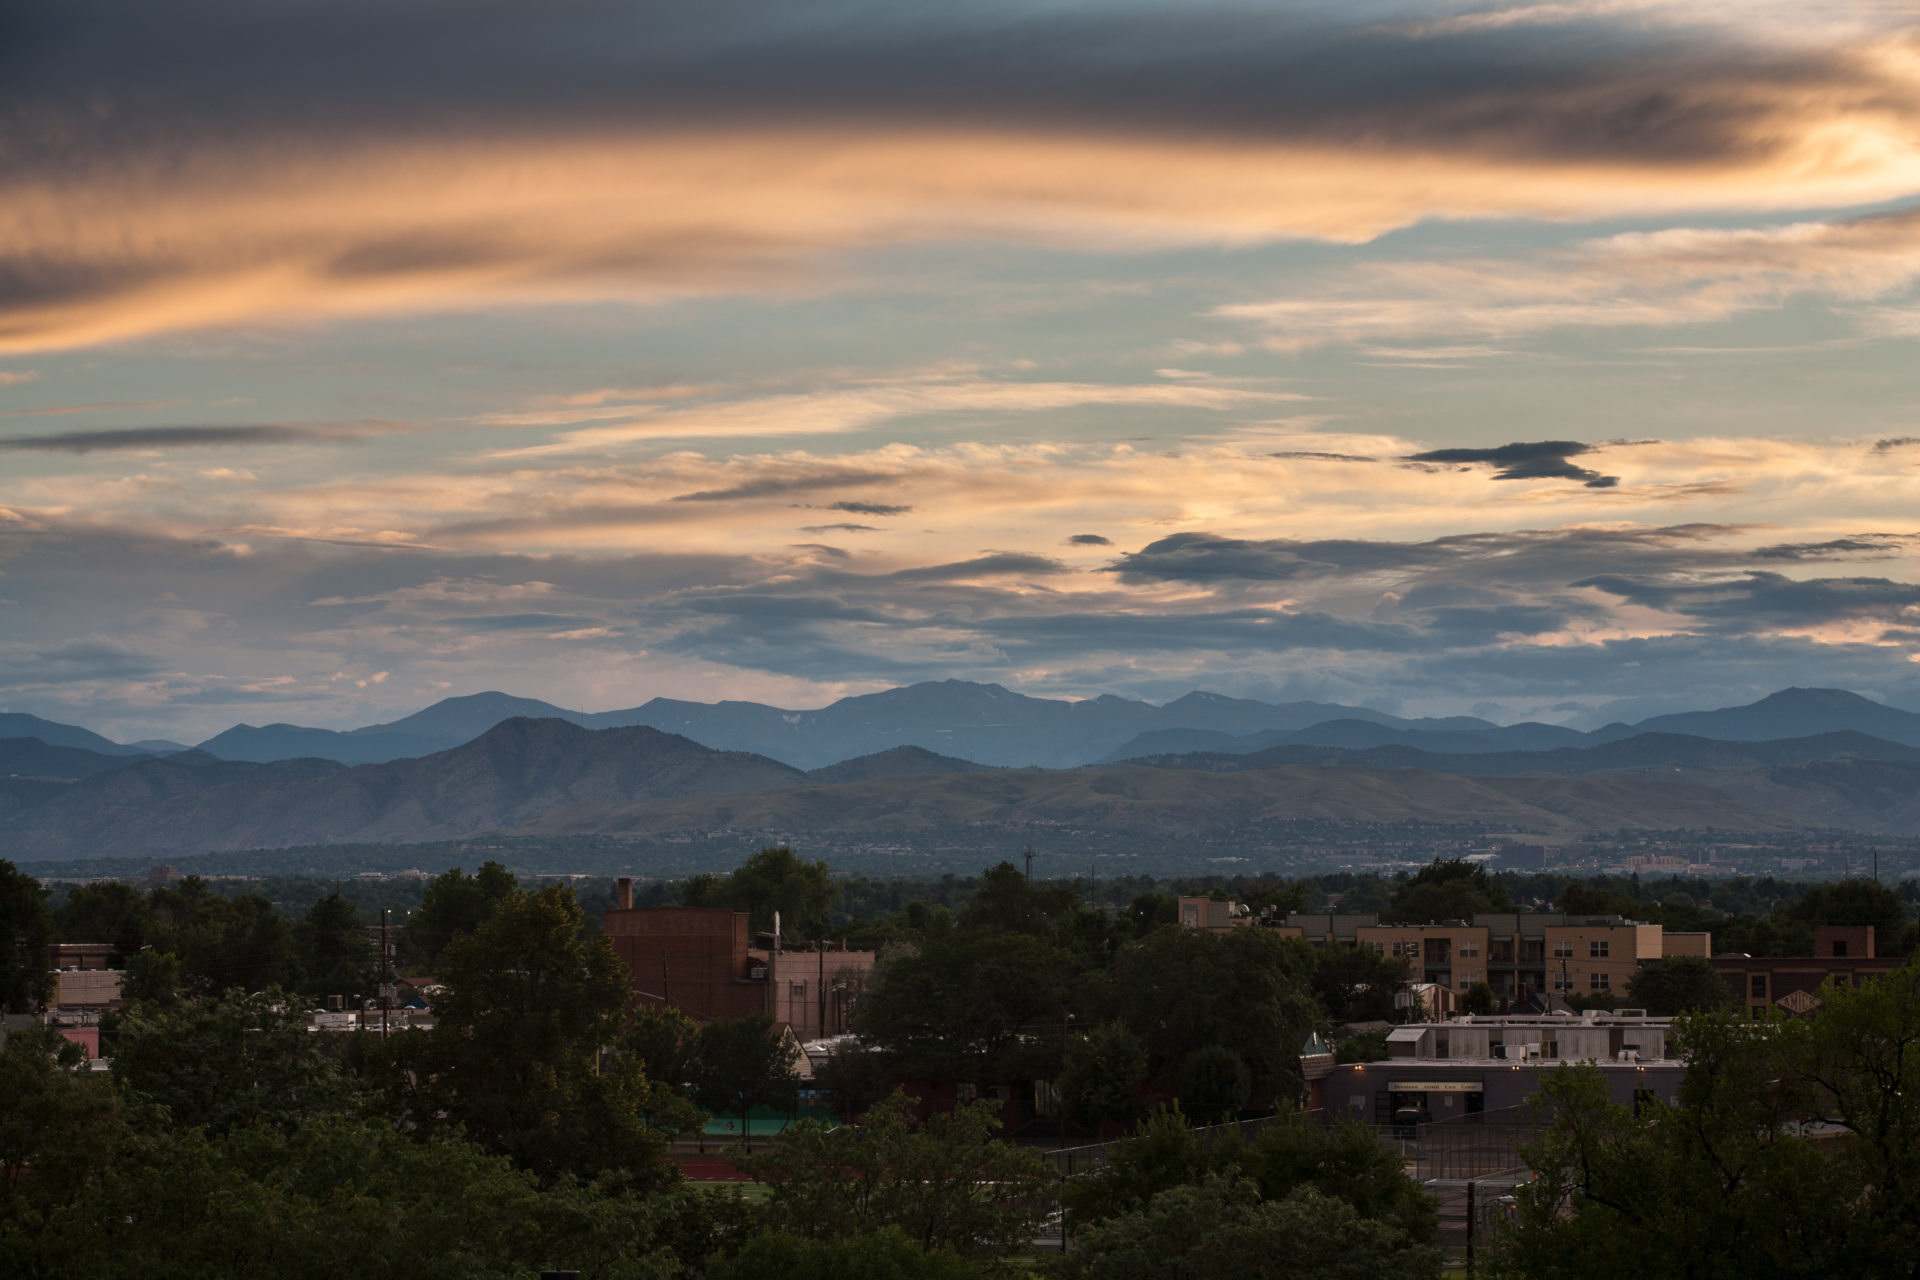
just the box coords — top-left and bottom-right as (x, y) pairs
(1553, 973), (1573, 991)
(1459, 942), (1480, 958)
(1364, 941), (1385, 955)
(1394, 940), (1422, 959)
(1832, 940), (1849, 957)
(1553, 940), (1574, 958)
(1750, 975), (1767, 998)
(1457, 973), (1480, 988)
(1589, 941), (1610, 959)
(1589, 972), (1610, 990)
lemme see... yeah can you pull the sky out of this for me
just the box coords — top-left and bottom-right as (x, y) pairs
(6, 0), (1920, 743)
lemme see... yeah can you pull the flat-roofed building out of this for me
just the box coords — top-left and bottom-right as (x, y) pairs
(1714, 925), (1904, 1018)
(1325, 1010), (1683, 1124)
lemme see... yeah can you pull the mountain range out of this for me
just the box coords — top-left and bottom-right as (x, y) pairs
(22, 683), (1920, 771)
(8, 710), (1920, 859)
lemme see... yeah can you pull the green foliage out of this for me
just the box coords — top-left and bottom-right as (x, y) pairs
(738, 1090), (1055, 1257)
(1112, 926), (1315, 1105)
(406, 861), (517, 966)
(1063, 1105), (1437, 1256)
(962, 861), (1078, 937)
(1488, 994), (1920, 1280)
(1624, 955), (1730, 1016)
(856, 929), (1077, 1084)
(1782, 877), (1910, 953)
(118, 949), (181, 1005)
(684, 846), (839, 937)
(2, 1113), (685, 1280)
(693, 1013), (801, 1146)
(1058, 1178), (1442, 1280)
(0, 1026), (128, 1228)
(0, 861), (53, 1013)
(1384, 857), (1512, 924)
(111, 988), (366, 1135)
(145, 878), (298, 995)
(53, 880), (152, 958)
(292, 892), (375, 997)
(1059, 1021), (1149, 1131)
(623, 1002), (700, 1089)
(1062, 1107), (1209, 1227)
(1459, 980), (1496, 1016)
(706, 1229), (994, 1280)
(1334, 1028), (1389, 1064)
(1309, 943), (1408, 1023)
(397, 883), (693, 1183)
(1174, 1045), (1251, 1121)
(1234, 1115), (1437, 1244)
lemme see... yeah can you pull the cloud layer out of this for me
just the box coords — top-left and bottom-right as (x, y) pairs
(6, 1), (1920, 351)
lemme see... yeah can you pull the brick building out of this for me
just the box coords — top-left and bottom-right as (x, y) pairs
(602, 878), (876, 1035)
(1714, 925), (1905, 1018)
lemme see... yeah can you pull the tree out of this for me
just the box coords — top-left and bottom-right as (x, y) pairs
(145, 879), (297, 995)
(406, 861), (516, 966)
(111, 988), (366, 1135)
(959, 861), (1076, 937)
(118, 949), (182, 1006)
(1490, 1020), (1848, 1280)
(1235, 1113), (1438, 1245)
(1060, 1179), (1442, 1280)
(1788, 961), (1920, 1272)
(1059, 1021), (1149, 1132)
(693, 1014), (800, 1150)
(1112, 926), (1316, 1105)
(0, 1026), (128, 1228)
(0, 860), (53, 1013)
(738, 1090), (1054, 1258)
(1311, 944), (1409, 1023)
(293, 893), (374, 997)
(1385, 858), (1512, 924)
(3, 1113), (690, 1280)
(53, 880), (152, 961)
(855, 929), (1076, 1086)
(683, 846), (839, 938)
(1459, 980), (1496, 1016)
(1175, 1045), (1251, 1121)
(1063, 1107), (1211, 1227)
(623, 1003), (699, 1090)
(705, 1228), (990, 1280)
(398, 882), (691, 1184)
(1624, 956), (1730, 1016)
(1784, 878), (1911, 955)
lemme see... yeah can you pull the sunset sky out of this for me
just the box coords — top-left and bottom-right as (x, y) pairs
(6, 0), (1920, 742)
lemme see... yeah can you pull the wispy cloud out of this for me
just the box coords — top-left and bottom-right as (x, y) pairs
(1219, 209), (1920, 347)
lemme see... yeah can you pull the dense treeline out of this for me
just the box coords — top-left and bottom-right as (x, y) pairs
(2, 853), (1450, 1279)
(21, 857), (1914, 1018)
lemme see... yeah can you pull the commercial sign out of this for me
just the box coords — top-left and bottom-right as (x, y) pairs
(1388, 1081), (1483, 1093)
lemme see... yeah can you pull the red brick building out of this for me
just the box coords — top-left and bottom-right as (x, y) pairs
(1713, 925), (1905, 1017)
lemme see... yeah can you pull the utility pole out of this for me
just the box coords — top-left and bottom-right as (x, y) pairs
(817, 939), (826, 1039)
(661, 951), (671, 1012)
(1023, 848), (1036, 884)
(379, 909), (390, 1040)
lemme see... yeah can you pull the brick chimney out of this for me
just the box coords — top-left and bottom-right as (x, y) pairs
(616, 877), (633, 910)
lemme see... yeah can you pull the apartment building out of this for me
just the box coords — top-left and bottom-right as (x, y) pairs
(1281, 912), (1691, 1001)
(1354, 924), (1492, 992)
